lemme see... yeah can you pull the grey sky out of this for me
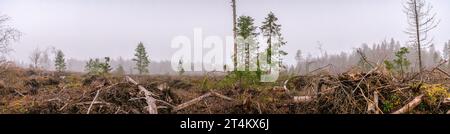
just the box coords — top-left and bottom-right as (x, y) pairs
(1, 0), (449, 65)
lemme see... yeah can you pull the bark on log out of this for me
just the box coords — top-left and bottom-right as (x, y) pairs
(391, 94), (424, 114)
(126, 76), (158, 114)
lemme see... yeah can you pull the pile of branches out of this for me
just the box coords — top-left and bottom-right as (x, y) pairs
(288, 64), (450, 114)
(34, 75), (234, 114)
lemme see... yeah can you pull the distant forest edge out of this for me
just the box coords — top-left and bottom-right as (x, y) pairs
(12, 38), (450, 75)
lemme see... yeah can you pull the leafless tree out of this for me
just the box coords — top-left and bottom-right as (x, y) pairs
(231, 0), (237, 71)
(403, 0), (439, 74)
(29, 47), (42, 69)
(0, 14), (21, 66)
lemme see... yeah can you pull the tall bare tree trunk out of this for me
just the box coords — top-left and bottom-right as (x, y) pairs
(412, 0), (423, 75)
(231, 0), (237, 71)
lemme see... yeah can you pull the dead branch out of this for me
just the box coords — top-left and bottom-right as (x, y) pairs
(58, 103), (69, 111)
(392, 94), (424, 114)
(409, 60), (448, 81)
(391, 87), (410, 93)
(77, 101), (111, 105)
(283, 79), (290, 91)
(356, 49), (374, 69)
(444, 98), (450, 105)
(125, 76), (158, 114)
(87, 89), (101, 114)
(211, 91), (234, 101)
(435, 67), (450, 78)
(306, 64), (332, 75)
(14, 89), (25, 97)
(125, 76), (156, 97)
(256, 102), (262, 114)
(172, 92), (212, 112)
(172, 91), (234, 112)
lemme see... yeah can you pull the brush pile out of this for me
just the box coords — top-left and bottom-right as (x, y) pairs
(288, 65), (450, 114)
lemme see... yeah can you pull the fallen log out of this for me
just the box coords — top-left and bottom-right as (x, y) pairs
(172, 91), (234, 112)
(391, 94), (424, 114)
(126, 76), (158, 114)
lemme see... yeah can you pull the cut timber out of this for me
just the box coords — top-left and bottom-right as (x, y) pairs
(391, 94), (424, 114)
(172, 91), (234, 112)
(126, 76), (158, 114)
(293, 96), (314, 103)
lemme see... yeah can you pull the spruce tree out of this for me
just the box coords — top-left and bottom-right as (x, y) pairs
(54, 50), (66, 72)
(260, 12), (287, 69)
(236, 16), (259, 71)
(133, 42), (150, 75)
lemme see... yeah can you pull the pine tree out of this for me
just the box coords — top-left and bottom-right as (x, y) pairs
(133, 42), (150, 75)
(384, 47), (411, 78)
(54, 50), (66, 72)
(260, 12), (287, 70)
(236, 16), (259, 71)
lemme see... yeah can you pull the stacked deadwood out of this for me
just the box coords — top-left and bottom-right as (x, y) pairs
(289, 65), (450, 114)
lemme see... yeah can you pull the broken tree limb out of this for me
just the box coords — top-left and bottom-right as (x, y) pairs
(172, 92), (212, 112)
(444, 98), (450, 105)
(14, 89), (25, 97)
(125, 76), (156, 97)
(435, 67), (450, 78)
(391, 94), (424, 114)
(172, 91), (234, 112)
(87, 89), (101, 114)
(125, 76), (158, 114)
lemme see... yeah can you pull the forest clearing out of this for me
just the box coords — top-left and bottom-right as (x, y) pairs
(0, 61), (448, 114)
(0, 0), (450, 115)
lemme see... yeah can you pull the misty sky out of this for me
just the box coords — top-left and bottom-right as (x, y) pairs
(0, 0), (449, 65)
